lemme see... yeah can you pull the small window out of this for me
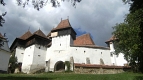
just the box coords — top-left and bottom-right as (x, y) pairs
(60, 44), (61, 46)
(116, 55), (119, 57)
(28, 55), (30, 56)
(39, 47), (41, 49)
(21, 53), (24, 54)
(76, 49), (77, 50)
(110, 53), (113, 57)
(59, 51), (60, 53)
(101, 52), (102, 54)
(84, 51), (86, 53)
(38, 55), (40, 57)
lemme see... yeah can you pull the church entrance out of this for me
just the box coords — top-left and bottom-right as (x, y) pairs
(54, 61), (65, 72)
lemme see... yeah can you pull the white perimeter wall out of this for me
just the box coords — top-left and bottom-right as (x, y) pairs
(115, 53), (127, 66)
(69, 47), (111, 65)
(0, 49), (10, 71)
(109, 42), (127, 66)
(46, 46), (111, 71)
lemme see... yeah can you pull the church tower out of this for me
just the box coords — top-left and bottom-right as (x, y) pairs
(105, 36), (116, 65)
(50, 19), (76, 48)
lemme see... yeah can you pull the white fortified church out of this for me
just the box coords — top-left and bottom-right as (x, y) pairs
(10, 19), (127, 73)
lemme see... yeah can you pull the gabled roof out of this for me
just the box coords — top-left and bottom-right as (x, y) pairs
(33, 29), (47, 38)
(74, 33), (95, 45)
(0, 33), (4, 38)
(19, 31), (32, 40)
(52, 19), (71, 31)
(105, 35), (117, 43)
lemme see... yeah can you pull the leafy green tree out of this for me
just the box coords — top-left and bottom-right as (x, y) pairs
(9, 52), (18, 73)
(113, 0), (143, 72)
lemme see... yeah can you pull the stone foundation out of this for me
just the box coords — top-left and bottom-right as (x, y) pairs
(74, 67), (124, 74)
(74, 63), (131, 74)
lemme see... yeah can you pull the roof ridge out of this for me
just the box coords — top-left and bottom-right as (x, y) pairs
(74, 33), (95, 45)
(76, 33), (90, 38)
(19, 31), (32, 40)
(33, 29), (47, 38)
(52, 19), (71, 31)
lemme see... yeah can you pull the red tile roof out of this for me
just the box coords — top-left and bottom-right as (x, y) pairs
(52, 19), (71, 31)
(19, 31), (32, 40)
(33, 29), (47, 38)
(74, 33), (95, 45)
(71, 45), (109, 50)
(105, 35), (117, 42)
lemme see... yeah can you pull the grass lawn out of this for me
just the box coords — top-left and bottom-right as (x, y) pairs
(0, 72), (143, 80)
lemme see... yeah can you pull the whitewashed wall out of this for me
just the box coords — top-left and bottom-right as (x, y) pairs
(0, 39), (10, 72)
(30, 44), (47, 73)
(46, 35), (73, 71)
(69, 47), (111, 65)
(0, 49), (10, 72)
(109, 41), (127, 66)
(15, 47), (25, 63)
(52, 35), (73, 48)
(46, 46), (70, 71)
(115, 53), (127, 66)
(22, 45), (35, 73)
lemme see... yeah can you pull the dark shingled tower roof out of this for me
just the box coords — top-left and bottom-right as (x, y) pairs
(33, 29), (47, 38)
(52, 19), (71, 31)
(19, 31), (32, 40)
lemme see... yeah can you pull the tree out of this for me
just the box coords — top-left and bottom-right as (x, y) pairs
(16, 0), (82, 10)
(113, 0), (143, 72)
(0, 0), (6, 27)
(8, 52), (18, 73)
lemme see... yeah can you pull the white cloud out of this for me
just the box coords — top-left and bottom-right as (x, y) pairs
(0, 0), (129, 47)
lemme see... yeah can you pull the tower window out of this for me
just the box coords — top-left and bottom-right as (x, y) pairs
(84, 51), (86, 53)
(101, 52), (102, 54)
(39, 47), (41, 49)
(60, 44), (61, 46)
(110, 53), (113, 57)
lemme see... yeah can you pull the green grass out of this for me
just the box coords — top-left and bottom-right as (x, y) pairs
(0, 72), (143, 80)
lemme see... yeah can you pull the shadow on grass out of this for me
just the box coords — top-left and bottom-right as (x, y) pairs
(0, 76), (55, 80)
(134, 76), (143, 80)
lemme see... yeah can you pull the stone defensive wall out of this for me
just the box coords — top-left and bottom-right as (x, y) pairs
(74, 63), (131, 74)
